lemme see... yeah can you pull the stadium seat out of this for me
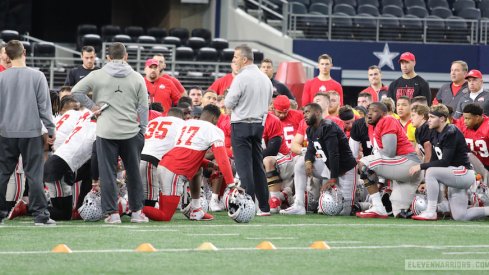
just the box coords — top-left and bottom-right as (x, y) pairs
(169, 27), (190, 45)
(404, 0), (426, 8)
(112, 34), (132, 43)
(341, 0), (357, 8)
(358, 4), (380, 16)
(310, 0), (333, 6)
(0, 30), (19, 42)
(125, 26), (145, 41)
(33, 42), (55, 67)
(210, 38), (229, 52)
(101, 25), (122, 42)
(290, 0), (310, 7)
(252, 49), (264, 64)
(81, 34), (102, 54)
(427, 0), (449, 10)
(425, 15), (446, 42)
(358, 0), (379, 7)
(445, 16), (470, 43)
(382, 0), (403, 8)
(77, 24), (98, 36)
(331, 12), (354, 39)
(309, 2), (331, 15)
(379, 14), (401, 40)
(191, 28), (212, 43)
(383, 5), (404, 17)
(452, 0), (475, 13)
(303, 12), (328, 38)
(176, 46), (194, 61)
(162, 36), (182, 47)
(151, 45), (170, 54)
(220, 48), (234, 62)
(333, 4), (356, 16)
(289, 2), (308, 14)
(147, 27), (167, 43)
(354, 13), (377, 40)
(21, 41), (32, 56)
(407, 6), (429, 18)
(481, 0), (489, 17)
(457, 7), (481, 19)
(187, 37), (207, 52)
(401, 14), (423, 41)
(137, 35), (157, 44)
(431, 6), (453, 18)
(196, 47), (218, 61)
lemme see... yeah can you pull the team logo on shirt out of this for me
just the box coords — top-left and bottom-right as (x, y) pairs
(319, 85), (326, 92)
(159, 84), (165, 89)
(114, 86), (123, 93)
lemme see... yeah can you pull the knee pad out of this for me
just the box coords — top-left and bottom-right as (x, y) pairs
(266, 170), (281, 187)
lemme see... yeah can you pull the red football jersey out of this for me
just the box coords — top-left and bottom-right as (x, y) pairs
(459, 116), (489, 166)
(162, 74), (185, 95)
(145, 77), (181, 116)
(263, 114), (290, 155)
(217, 114), (232, 157)
(368, 115), (414, 156)
(275, 109), (303, 149)
(209, 73), (234, 95)
(301, 77), (343, 107)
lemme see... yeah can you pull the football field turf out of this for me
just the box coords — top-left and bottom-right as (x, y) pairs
(1, 213), (489, 274)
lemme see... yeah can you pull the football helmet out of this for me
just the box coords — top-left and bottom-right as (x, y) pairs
(78, 191), (103, 222)
(410, 194), (427, 215)
(319, 187), (343, 216)
(227, 189), (255, 223)
(305, 190), (319, 213)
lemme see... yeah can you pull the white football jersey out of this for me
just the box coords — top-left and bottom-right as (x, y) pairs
(53, 109), (92, 150)
(55, 117), (97, 172)
(141, 116), (184, 160)
(173, 119), (225, 151)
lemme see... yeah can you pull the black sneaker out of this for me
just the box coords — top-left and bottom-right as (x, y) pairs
(396, 209), (413, 219)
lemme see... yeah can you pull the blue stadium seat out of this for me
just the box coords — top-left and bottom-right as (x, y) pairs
(112, 34), (132, 43)
(101, 25), (122, 42)
(431, 6), (453, 18)
(358, 0), (379, 8)
(379, 14), (401, 40)
(162, 36), (182, 47)
(176, 46), (194, 61)
(187, 37), (207, 52)
(452, 0), (475, 14)
(331, 12), (354, 39)
(425, 15), (446, 42)
(137, 35), (157, 44)
(196, 47), (218, 61)
(125, 26), (144, 41)
(407, 6), (429, 18)
(309, 2), (331, 14)
(147, 27), (167, 43)
(383, 5), (404, 17)
(0, 30), (19, 42)
(382, 0), (403, 8)
(404, 0), (426, 8)
(334, 4), (357, 16)
(427, 0), (449, 10)
(354, 13), (377, 40)
(358, 4), (380, 16)
(191, 28), (212, 43)
(169, 28), (190, 45)
(457, 7), (481, 19)
(401, 14), (423, 41)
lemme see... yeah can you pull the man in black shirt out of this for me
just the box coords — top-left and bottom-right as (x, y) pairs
(409, 104), (489, 221)
(260, 58), (295, 100)
(280, 103), (357, 215)
(387, 52), (431, 104)
(64, 46), (99, 86)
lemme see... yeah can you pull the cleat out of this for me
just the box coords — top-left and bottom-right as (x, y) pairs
(209, 198), (224, 212)
(34, 218), (56, 226)
(130, 210), (149, 223)
(256, 210), (271, 216)
(8, 200), (27, 220)
(104, 213), (121, 224)
(269, 197), (282, 214)
(190, 207), (214, 221)
(412, 211), (437, 221)
(279, 204), (306, 215)
(356, 205), (388, 219)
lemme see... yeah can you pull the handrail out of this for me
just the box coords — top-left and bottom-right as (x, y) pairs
(22, 34), (83, 56)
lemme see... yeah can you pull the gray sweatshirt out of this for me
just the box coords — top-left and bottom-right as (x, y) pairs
(225, 64), (273, 123)
(72, 60), (148, 140)
(0, 67), (55, 138)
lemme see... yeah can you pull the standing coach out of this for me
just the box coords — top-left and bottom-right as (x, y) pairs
(225, 44), (273, 215)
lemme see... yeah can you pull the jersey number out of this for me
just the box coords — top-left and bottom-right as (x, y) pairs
(313, 141), (327, 161)
(283, 126), (295, 148)
(466, 138), (489, 158)
(56, 114), (70, 131)
(145, 121), (173, 140)
(176, 126), (199, 146)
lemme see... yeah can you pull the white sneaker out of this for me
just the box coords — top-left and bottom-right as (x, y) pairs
(412, 211), (437, 221)
(104, 213), (121, 224)
(356, 205), (388, 218)
(34, 218), (56, 226)
(209, 198), (224, 212)
(189, 207), (214, 221)
(130, 210), (149, 223)
(279, 204), (306, 215)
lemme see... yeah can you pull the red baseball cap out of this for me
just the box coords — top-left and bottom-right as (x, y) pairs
(465, 69), (483, 80)
(399, 52), (415, 63)
(145, 58), (159, 68)
(273, 95), (290, 112)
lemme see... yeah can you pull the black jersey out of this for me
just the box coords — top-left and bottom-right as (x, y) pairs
(414, 122), (432, 157)
(420, 124), (471, 170)
(387, 75), (431, 104)
(305, 119), (357, 179)
(350, 118), (373, 156)
(64, 66), (100, 86)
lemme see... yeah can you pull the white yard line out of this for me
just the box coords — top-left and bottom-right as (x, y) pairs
(245, 237), (297, 240)
(186, 233), (240, 236)
(1, 244), (488, 255)
(129, 229), (179, 232)
(443, 252), (489, 255)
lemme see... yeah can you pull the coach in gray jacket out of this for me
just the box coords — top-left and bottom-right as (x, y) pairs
(225, 44), (273, 215)
(454, 69), (489, 119)
(0, 40), (55, 225)
(72, 42), (149, 223)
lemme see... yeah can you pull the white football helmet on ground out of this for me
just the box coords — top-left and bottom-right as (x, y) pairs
(319, 187), (343, 216)
(78, 191), (103, 222)
(227, 189), (255, 223)
(411, 194), (427, 215)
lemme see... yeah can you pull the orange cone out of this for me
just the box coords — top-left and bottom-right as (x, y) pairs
(309, 241), (331, 250)
(51, 244), (72, 253)
(135, 243), (157, 252)
(196, 242), (218, 251)
(256, 241), (276, 250)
